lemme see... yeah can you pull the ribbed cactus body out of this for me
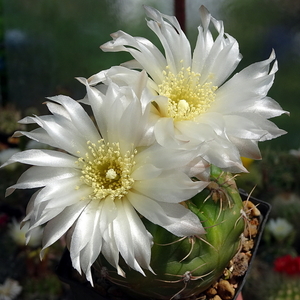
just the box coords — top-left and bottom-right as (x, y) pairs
(97, 166), (245, 299)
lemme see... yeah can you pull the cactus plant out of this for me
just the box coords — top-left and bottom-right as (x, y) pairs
(1, 4), (287, 300)
(94, 165), (245, 300)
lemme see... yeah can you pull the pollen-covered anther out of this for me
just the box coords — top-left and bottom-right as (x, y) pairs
(158, 65), (217, 121)
(77, 140), (135, 200)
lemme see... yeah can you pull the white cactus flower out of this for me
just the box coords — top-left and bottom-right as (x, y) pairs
(0, 278), (22, 300)
(1, 72), (207, 284)
(266, 218), (294, 241)
(101, 5), (288, 173)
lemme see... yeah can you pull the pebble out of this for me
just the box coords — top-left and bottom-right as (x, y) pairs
(206, 287), (218, 297)
(243, 200), (261, 217)
(217, 280), (235, 300)
(244, 218), (259, 238)
(232, 253), (250, 277)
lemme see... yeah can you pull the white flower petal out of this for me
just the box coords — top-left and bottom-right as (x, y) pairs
(79, 235), (103, 284)
(128, 191), (205, 237)
(131, 164), (162, 180)
(246, 97), (288, 118)
(135, 143), (201, 172)
(13, 127), (59, 149)
(45, 101), (72, 120)
(98, 196), (118, 233)
(192, 7), (241, 85)
(144, 6), (192, 72)
(101, 224), (125, 277)
(192, 7), (214, 72)
(44, 185), (91, 210)
(118, 94), (145, 151)
(41, 200), (89, 256)
(228, 136), (261, 159)
(91, 67), (154, 103)
(30, 176), (82, 206)
(1, 149), (77, 168)
(101, 30), (166, 83)
(154, 117), (190, 147)
(28, 207), (65, 232)
(6, 166), (80, 196)
(34, 115), (88, 156)
(78, 77), (108, 140)
(112, 199), (153, 274)
(205, 41), (241, 86)
(200, 141), (246, 173)
(133, 171), (207, 203)
(47, 95), (101, 143)
(185, 156), (211, 181)
(214, 52), (279, 113)
(69, 201), (103, 281)
(174, 120), (247, 172)
(223, 115), (267, 140)
(223, 113), (286, 141)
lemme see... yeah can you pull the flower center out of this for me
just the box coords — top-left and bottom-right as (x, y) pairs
(158, 65), (217, 121)
(76, 140), (136, 200)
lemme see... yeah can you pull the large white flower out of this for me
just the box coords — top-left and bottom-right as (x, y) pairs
(100, 6), (288, 173)
(1, 72), (207, 284)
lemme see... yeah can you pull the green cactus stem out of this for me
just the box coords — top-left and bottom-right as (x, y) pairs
(95, 165), (245, 299)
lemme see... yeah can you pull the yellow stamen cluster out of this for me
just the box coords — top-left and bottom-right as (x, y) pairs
(158, 65), (217, 121)
(77, 140), (136, 201)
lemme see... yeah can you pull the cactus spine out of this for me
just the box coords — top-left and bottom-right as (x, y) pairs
(96, 166), (245, 299)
